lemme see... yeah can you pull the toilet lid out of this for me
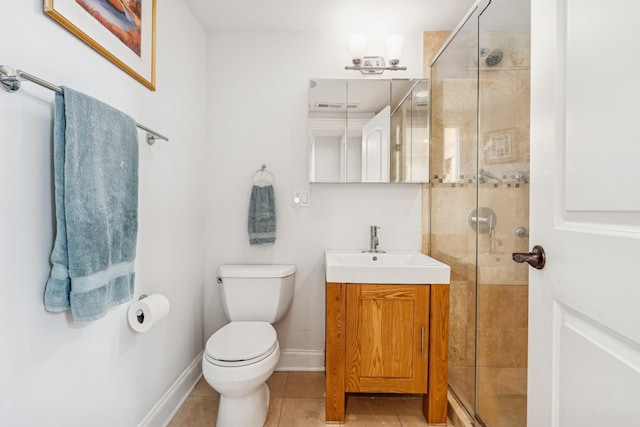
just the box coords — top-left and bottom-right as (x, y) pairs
(205, 321), (277, 366)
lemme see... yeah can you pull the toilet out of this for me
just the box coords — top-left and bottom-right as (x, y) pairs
(202, 264), (295, 427)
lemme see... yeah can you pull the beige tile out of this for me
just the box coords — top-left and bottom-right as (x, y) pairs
(390, 397), (431, 426)
(423, 31), (451, 78)
(398, 415), (429, 427)
(400, 418), (451, 427)
(477, 367), (527, 426)
(345, 395), (402, 425)
(284, 371), (326, 399)
(514, 263), (529, 284)
(478, 285), (514, 329)
(268, 371), (289, 398)
(512, 328), (528, 368)
(513, 286), (528, 328)
(477, 328), (510, 367)
(174, 374), (518, 426)
(479, 327), (527, 368)
(345, 418), (401, 426)
(421, 232), (429, 254)
(464, 320), (476, 366)
(168, 396), (218, 427)
(448, 367), (475, 412)
(494, 394), (527, 427)
(478, 367), (527, 397)
(278, 398), (327, 427)
(190, 377), (218, 397)
(264, 397), (284, 427)
(448, 281), (470, 367)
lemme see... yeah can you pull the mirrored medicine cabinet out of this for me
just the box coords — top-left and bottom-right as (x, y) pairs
(308, 78), (429, 183)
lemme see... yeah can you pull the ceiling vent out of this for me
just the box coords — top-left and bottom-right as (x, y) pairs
(315, 103), (359, 109)
(316, 102), (342, 109)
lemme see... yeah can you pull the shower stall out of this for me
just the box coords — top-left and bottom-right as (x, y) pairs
(429, 0), (530, 425)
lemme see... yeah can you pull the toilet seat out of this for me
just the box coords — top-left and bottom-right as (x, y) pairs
(205, 321), (278, 367)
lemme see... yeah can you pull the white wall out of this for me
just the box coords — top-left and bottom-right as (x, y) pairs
(0, 1), (206, 426)
(204, 31), (424, 368)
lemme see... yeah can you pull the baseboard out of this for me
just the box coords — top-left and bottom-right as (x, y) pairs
(276, 349), (325, 371)
(138, 351), (204, 427)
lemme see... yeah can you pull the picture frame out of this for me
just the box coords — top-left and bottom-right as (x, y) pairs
(44, 0), (156, 90)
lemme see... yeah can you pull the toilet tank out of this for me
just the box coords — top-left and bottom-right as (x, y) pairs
(217, 264), (296, 323)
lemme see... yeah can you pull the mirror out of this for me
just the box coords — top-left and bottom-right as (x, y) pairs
(308, 78), (429, 183)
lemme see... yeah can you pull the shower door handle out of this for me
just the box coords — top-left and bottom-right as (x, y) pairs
(512, 245), (546, 270)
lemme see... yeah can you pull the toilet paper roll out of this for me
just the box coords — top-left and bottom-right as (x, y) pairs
(127, 294), (170, 333)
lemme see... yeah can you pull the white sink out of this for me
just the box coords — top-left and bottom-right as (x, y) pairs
(324, 250), (451, 284)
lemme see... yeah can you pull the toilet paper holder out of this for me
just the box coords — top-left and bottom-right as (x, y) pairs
(136, 294), (148, 324)
(128, 293), (171, 333)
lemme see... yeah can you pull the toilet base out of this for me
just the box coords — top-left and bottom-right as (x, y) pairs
(216, 382), (270, 427)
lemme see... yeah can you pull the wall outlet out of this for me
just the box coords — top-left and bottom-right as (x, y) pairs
(292, 190), (310, 207)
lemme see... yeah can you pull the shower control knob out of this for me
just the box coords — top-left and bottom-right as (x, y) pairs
(512, 245), (546, 270)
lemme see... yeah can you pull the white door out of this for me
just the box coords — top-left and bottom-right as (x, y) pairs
(361, 105), (390, 182)
(529, 0), (640, 425)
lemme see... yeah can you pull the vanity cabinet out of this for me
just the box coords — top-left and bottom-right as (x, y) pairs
(326, 282), (449, 424)
(346, 284), (428, 393)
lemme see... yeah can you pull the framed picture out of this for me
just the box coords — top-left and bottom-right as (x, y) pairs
(44, 0), (156, 90)
(483, 127), (516, 164)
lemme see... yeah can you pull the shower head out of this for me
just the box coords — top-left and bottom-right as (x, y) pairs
(484, 49), (504, 67)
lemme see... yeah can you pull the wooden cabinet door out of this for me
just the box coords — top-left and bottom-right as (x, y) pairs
(345, 284), (429, 393)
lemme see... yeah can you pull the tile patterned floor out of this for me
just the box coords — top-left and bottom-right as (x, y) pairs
(169, 371), (454, 426)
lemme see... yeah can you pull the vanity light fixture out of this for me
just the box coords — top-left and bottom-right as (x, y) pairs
(345, 33), (407, 74)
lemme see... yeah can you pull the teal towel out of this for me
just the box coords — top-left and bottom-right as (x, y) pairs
(248, 185), (276, 245)
(43, 87), (139, 322)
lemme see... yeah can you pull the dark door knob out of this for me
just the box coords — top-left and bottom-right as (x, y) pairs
(512, 245), (546, 270)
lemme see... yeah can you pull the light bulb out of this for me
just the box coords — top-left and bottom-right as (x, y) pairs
(349, 33), (367, 64)
(386, 34), (404, 65)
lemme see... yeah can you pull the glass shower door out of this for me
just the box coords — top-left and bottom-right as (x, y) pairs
(429, 5), (481, 417)
(476, 0), (530, 425)
(430, 0), (530, 425)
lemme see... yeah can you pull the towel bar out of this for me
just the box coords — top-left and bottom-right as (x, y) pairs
(252, 164), (275, 186)
(0, 65), (169, 145)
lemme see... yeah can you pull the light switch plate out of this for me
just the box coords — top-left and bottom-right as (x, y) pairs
(292, 190), (310, 207)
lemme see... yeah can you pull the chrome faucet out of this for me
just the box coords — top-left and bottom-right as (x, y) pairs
(370, 225), (381, 252)
(514, 171), (530, 183)
(478, 168), (501, 183)
(490, 232), (504, 254)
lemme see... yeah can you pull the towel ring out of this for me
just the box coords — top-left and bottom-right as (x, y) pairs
(252, 164), (275, 186)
